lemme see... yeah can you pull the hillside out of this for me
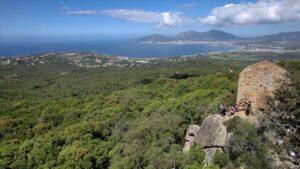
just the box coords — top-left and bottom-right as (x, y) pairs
(249, 31), (300, 50)
(0, 55), (248, 168)
(254, 31), (300, 42)
(0, 53), (299, 168)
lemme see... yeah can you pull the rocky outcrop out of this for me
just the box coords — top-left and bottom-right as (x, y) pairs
(183, 114), (228, 165)
(183, 124), (200, 152)
(183, 115), (228, 165)
(236, 61), (289, 113)
(194, 114), (228, 165)
(194, 114), (228, 148)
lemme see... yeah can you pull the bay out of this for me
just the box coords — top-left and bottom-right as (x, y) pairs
(0, 40), (237, 58)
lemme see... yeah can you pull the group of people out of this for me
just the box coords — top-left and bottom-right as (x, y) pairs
(218, 104), (238, 116)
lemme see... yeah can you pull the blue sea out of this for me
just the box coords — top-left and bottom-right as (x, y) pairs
(0, 40), (236, 58)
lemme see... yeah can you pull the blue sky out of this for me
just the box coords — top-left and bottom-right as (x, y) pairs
(1, 0), (300, 41)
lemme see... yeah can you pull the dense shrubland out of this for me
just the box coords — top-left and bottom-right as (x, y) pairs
(0, 57), (298, 168)
(224, 117), (272, 169)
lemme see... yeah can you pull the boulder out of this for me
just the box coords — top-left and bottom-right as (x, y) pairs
(182, 115), (228, 165)
(193, 114), (228, 165)
(236, 61), (289, 113)
(183, 124), (200, 152)
(194, 114), (228, 148)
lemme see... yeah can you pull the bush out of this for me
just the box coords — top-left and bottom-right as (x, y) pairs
(185, 146), (205, 165)
(213, 149), (230, 168)
(226, 117), (272, 169)
(182, 146), (205, 169)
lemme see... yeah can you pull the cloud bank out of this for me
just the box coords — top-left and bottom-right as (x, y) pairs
(201, 0), (300, 26)
(62, 0), (300, 28)
(100, 9), (196, 27)
(62, 8), (197, 27)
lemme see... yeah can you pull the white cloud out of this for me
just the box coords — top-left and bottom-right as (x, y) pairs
(200, 0), (300, 26)
(66, 10), (99, 15)
(61, 7), (100, 15)
(100, 9), (161, 23)
(179, 3), (198, 9)
(62, 8), (197, 27)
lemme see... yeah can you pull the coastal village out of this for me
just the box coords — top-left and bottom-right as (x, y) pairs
(0, 52), (192, 69)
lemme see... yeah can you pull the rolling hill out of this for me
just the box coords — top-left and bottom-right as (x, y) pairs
(253, 31), (300, 42)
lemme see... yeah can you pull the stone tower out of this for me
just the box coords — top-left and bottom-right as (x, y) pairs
(236, 61), (289, 113)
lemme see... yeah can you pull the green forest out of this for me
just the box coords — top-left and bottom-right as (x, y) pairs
(0, 57), (299, 169)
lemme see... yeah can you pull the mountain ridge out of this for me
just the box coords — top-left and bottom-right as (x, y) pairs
(175, 30), (243, 41)
(253, 31), (300, 42)
(136, 30), (300, 43)
(135, 34), (174, 42)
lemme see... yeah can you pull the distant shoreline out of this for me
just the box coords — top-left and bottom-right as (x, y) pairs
(1, 39), (300, 59)
(140, 40), (238, 46)
(0, 40), (237, 58)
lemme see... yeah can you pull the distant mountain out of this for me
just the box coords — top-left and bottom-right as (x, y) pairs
(175, 30), (202, 41)
(136, 30), (300, 50)
(135, 34), (173, 42)
(176, 30), (243, 41)
(136, 30), (243, 42)
(137, 30), (300, 43)
(253, 31), (300, 42)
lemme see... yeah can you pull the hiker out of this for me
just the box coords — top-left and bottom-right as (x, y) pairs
(228, 106), (232, 115)
(285, 126), (292, 136)
(232, 106), (237, 115)
(227, 106), (238, 116)
(289, 151), (297, 158)
(218, 104), (227, 116)
(245, 103), (251, 116)
(277, 139), (283, 146)
(234, 106), (238, 113)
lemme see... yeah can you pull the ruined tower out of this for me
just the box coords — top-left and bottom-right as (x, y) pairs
(236, 61), (289, 113)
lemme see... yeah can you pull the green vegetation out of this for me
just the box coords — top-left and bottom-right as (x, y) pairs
(213, 150), (230, 168)
(269, 60), (300, 154)
(0, 56), (298, 168)
(209, 51), (300, 61)
(225, 117), (272, 169)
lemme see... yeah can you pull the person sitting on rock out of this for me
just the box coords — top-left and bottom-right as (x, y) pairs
(231, 106), (238, 115)
(230, 107), (233, 115)
(227, 106), (236, 116)
(218, 104), (227, 116)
